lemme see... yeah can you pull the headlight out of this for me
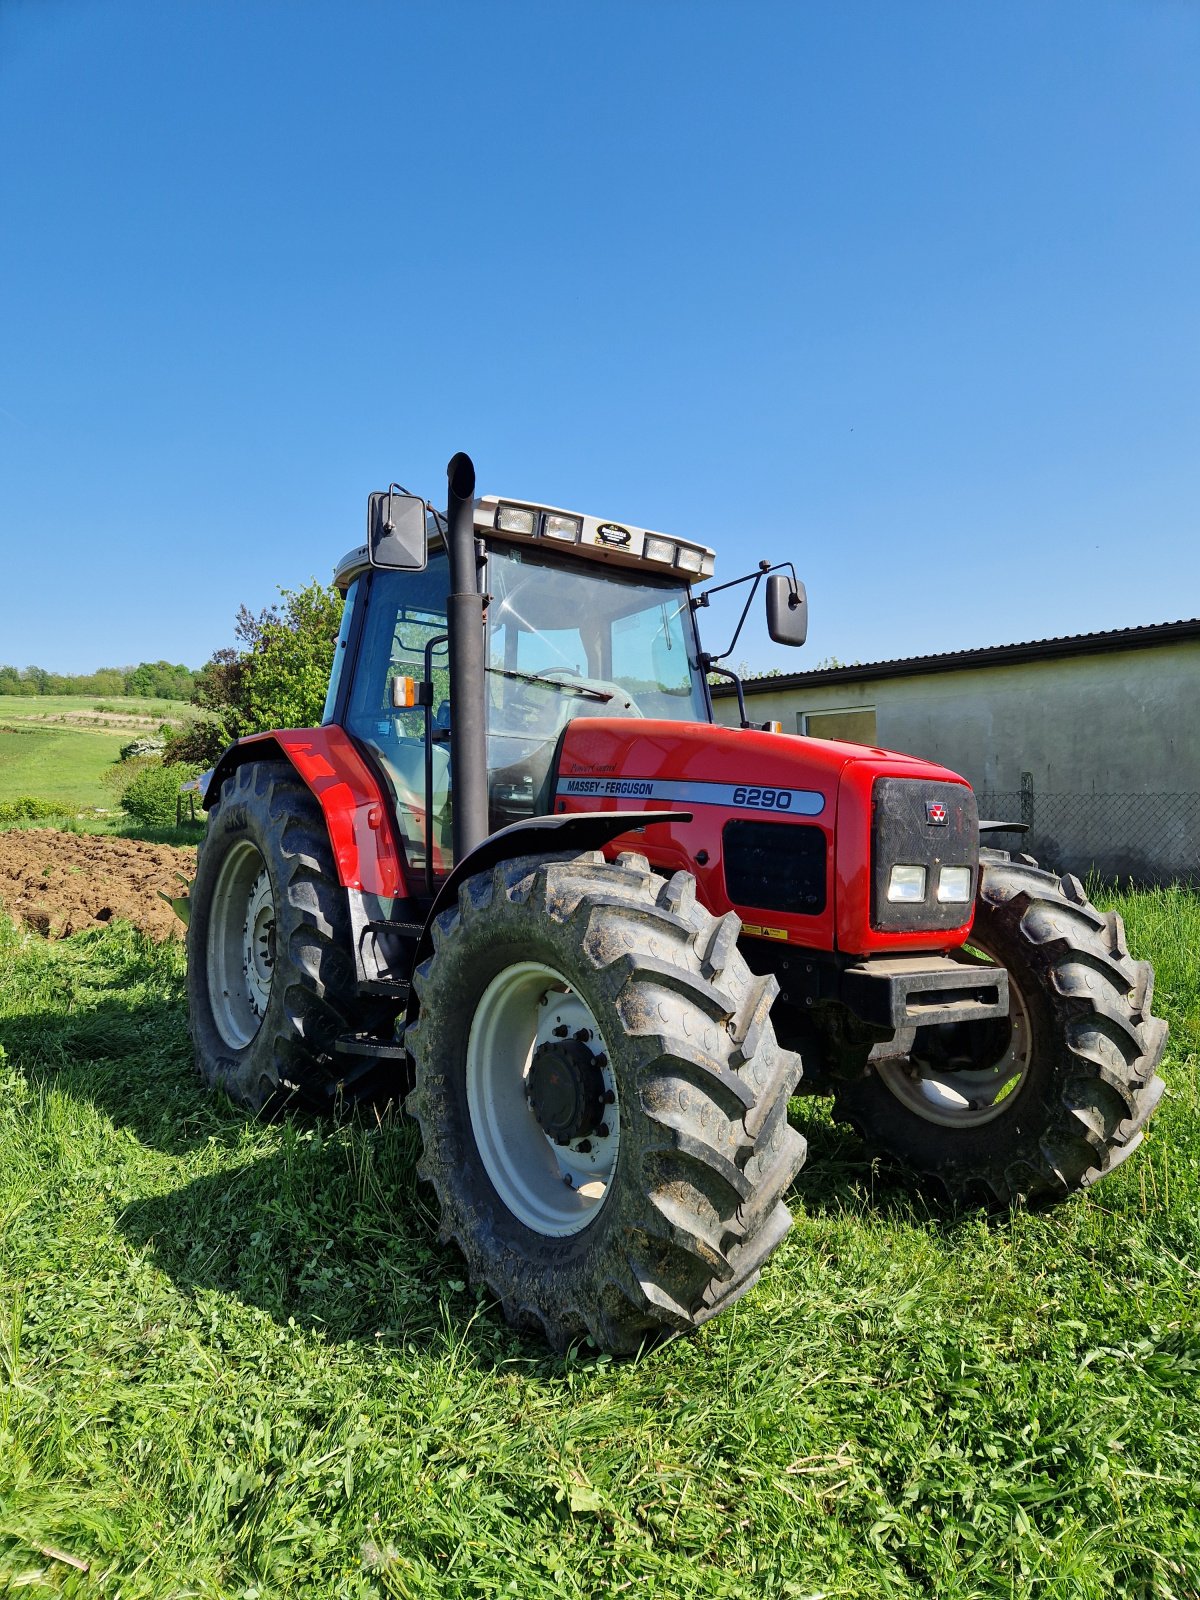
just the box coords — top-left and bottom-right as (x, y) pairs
(496, 504), (536, 535)
(642, 535), (675, 563)
(544, 513), (581, 542)
(675, 544), (704, 574)
(937, 866), (973, 903)
(887, 864), (927, 903)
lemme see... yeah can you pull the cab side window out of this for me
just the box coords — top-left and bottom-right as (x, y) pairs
(343, 554), (452, 875)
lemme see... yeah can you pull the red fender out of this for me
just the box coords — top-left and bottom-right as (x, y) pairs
(203, 727), (407, 899)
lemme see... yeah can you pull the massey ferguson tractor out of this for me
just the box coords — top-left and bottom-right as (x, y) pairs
(186, 452), (1167, 1352)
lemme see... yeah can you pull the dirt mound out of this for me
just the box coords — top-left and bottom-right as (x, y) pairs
(0, 829), (198, 941)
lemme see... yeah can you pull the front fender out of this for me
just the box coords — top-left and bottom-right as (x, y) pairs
(405, 809), (690, 1022)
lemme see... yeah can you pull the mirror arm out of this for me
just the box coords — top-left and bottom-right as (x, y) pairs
(693, 559), (800, 663)
(700, 656), (750, 729)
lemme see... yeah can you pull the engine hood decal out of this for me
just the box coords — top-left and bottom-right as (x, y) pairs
(556, 773), (825, 816)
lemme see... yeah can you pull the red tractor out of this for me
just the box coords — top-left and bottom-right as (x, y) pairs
(187, 453), (1167, 1352)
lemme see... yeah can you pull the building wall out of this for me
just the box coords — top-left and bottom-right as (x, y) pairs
(714, 641), (1200, 881)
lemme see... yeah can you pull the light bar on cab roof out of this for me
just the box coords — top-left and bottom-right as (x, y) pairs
(476, 493), (716, 582)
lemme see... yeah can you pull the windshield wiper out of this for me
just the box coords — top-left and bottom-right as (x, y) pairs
(486, 666), (613, 702)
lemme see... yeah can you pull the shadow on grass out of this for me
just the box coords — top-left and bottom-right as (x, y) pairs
(784, 1098), (1005, 1239)
(0, 817), (205, 847)
(114, 1112), (502, 1359)
(0, 949), (546, 1364)
(0, 922), (998, 1363)
(0, 988), (255, 1156)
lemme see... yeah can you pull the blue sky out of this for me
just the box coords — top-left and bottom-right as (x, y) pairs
(1, 0), (1197, 676)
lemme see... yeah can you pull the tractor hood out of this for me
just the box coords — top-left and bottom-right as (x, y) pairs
(554, 717), (966, 813)
(553, 718), (977, 955)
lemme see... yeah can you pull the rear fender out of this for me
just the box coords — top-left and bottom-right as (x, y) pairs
(405, 810), (689, 1023)
(203, 728), (407, 899)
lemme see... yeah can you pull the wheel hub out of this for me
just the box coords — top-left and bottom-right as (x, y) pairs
(527, 1036), (608, 1145)
(465, 962), (620, 1237)
(206, 840), (276, 1052)
(242, 869), (276, 1019)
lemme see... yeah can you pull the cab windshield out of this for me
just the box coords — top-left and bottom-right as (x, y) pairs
(485, 541), (708, 827)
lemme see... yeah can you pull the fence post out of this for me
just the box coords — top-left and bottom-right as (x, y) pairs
(1020, 771), (1034, 830)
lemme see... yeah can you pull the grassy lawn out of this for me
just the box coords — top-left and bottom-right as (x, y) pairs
(0, 726), (131, 811)
(0, 888), (1196, 1597)
(0, 695), (192, 726)
(0, 697), (196, 815)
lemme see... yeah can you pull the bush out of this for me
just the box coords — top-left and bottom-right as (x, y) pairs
(119, 737), (165, 761)
(0, 795), (74, 826)
(100, 754), (160, 798)
(119, 763), (200, 828)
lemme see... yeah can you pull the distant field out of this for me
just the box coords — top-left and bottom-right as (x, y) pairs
(0, 693), (191, 730)
(0, 725), (129, 810)
(0, 696), (194, 813)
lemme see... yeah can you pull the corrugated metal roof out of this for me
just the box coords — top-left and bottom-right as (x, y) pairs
(717, 617), (1200, 696)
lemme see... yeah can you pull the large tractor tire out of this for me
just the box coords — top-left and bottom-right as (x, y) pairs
(833, 852), (1167, 1207)
(187, 759), (389, 1112)
(405, 849), (806, 1353)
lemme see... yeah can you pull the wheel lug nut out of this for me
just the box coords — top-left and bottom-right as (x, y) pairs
(552, 1025), (569, 1038)
(602, 1089), (615, 1105)
(597, 1122), (609, 1138)
(577, 1139), (592, 1153)
(574, 1028), (592, 1043)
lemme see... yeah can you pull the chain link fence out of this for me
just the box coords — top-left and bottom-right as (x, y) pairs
(976, 787), (1200, 886)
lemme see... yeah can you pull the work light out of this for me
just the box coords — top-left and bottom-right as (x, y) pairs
(643, 535), (674, 563)
(496, 505), (536, 535)
(544, 513), (582, 542)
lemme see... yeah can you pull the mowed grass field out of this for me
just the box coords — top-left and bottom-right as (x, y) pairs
(0, 887), (1197, 1598)
(0, 697), (193, 813)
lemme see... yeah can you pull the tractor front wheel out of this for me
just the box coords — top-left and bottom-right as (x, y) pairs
(832, 852), (1167, 1206)
(405, 849), (806, 1352)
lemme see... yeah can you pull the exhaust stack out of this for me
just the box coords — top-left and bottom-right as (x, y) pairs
(445, 452), (489, 861)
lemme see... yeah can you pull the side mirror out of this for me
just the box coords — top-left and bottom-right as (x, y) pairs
(367, 490), (428, 571)
(766, 573), (807, 646)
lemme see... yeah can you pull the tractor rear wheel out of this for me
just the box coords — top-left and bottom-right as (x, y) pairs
(405, 849), (806, 1352)
(832, 852), (1167, 1206)
(187, 759), (390, 1112)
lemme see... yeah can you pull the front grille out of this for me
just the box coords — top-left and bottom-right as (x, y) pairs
(871, 777), (978, 932)
(723, 820), (827, 916)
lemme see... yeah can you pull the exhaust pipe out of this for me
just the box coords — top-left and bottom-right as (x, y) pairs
(445, 452), (489, 861)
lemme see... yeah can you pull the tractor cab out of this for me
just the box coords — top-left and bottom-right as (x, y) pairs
(325, 485), (799, 885)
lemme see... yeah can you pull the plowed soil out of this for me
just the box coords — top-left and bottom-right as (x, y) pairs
(0, 829), (198, 940)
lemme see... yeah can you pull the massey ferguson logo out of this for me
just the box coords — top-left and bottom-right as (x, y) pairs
(926, 801), (949, 826)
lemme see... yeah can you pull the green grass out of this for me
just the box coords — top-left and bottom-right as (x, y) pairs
(0, 697), (198, 817)
(0, 888), (1197, 1598)
(0, 695), (192, 724)
(0, 726), (131, 811)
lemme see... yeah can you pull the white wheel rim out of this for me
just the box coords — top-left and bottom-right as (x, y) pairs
(206, 839), (276, 1050)
(877, 943), (1032, 1129)
(466, 961), (619, 1237)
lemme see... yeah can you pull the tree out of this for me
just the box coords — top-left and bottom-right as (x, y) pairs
(167, 580), (343, 766)
(124, 660), (197, 699)
(242, 584), (344, 733)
